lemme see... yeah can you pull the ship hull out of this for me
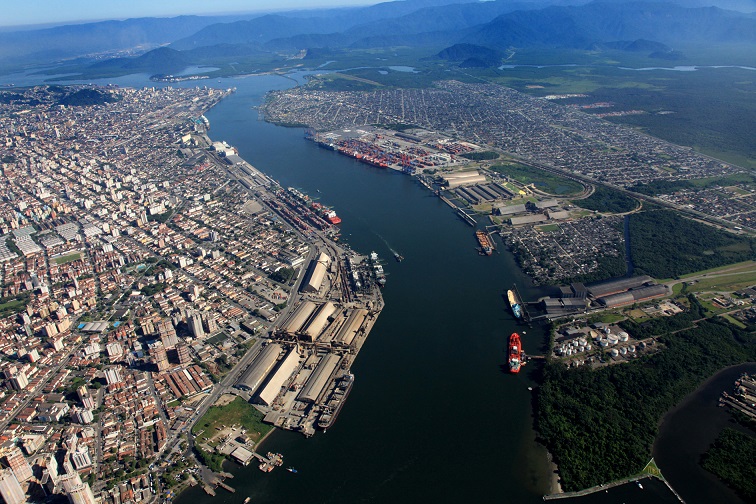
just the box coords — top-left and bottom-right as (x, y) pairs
(507, 289), (523, 320)
(509, 332), (523, 374)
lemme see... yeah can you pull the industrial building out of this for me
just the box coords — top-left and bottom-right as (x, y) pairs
(442, 171), (487, 188)
(256, 349), (301, 406)
(334, 309), (369, 346)
(235, 344), (283, 392)
(300, 252), (331, 293)
(298, 353), (341, 403)
(510, 214), (548, 226)
(542, 297), (588, 316)
(586, 275), (654, 298)
(282, 301), (317, 335)
(301, 302), (336, 341)
(596, 284), (669, 308)
(493, 203), (527, 216)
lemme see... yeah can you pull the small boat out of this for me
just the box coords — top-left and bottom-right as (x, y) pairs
(637, 481), (643, 490)
(244, 498), (251, 504)
(287, 467), (298, 474)
(393, 251), (404, 262)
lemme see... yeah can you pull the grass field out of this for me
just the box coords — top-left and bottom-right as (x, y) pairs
(193, 396), (272, 446)
(54, 252), (82, 265)
(490, 161), (584, 195)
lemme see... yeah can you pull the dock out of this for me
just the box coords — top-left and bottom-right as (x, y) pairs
(217, 481), (236, 493)
(457, 209), (476, 226)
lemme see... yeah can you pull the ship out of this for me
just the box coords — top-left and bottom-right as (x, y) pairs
(369, 252), (387, 287)
(507, 289), (523, 320)
(286, 467), (298, 474)
(317, 373), (355, 430)
(476, 230), (494, 255)
(509, 333), (523, 373)
(393, 251), (404, 262)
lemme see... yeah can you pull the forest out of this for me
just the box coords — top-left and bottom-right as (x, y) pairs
(628, 210), (756, 278)
(701, 428), (756, 501)
(535, 300), (756, 491)
(575, 186), (638, 213)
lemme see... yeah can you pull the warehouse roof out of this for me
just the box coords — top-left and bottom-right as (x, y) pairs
(298, 353), (341, 403)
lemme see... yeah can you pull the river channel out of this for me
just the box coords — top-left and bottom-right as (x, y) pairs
(2, 69), (746, 504)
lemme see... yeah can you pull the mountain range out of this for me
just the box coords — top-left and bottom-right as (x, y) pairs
(1, 0), (754, 75)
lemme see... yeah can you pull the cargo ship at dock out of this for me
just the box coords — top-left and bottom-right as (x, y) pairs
(317, 373), (355, 430)
(508, 333), (523, 374)
(507, 289), (523, 320)
(476, 230), (494, 255)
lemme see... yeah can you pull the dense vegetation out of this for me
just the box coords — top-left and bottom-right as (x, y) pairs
(575, 186), (638, 213)
(629, 179), (694, 196)
(701, 428), (756, 501)
(57, 88), (119, 106)
(536, 313), (756, 491)
(270, 267), (296, 284)
(566, 252), (628, 285)
(628, 210), (756, 278)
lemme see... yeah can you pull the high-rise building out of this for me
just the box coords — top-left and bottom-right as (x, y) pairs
(152, 344), (169, 372)
(70, 446), (92, 470)
(67, 483), (96, 504)
(5, 447), (33, 483)
(0, 469), (25, 504)
(189, 313), (204, 339)
(9, 371), (28, 391)
(176, 343), (192, 365)
(203, 313), (218, 334)
(156, 318), (177, 349)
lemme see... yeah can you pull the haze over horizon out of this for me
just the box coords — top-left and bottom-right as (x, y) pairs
(1, 0), (376, 28)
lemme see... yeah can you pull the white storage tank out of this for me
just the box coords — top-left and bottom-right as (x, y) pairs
(610, 348), (619, 357)
(619, 347), (627, 356)
(608, 335), (619, 346)
(628, 345), (636, 353)
(586, 344), (592, 351)
(619, 332), (629, 342)
(599, 339), (608, 347)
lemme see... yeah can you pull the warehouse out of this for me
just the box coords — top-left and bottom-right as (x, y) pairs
(597, 285), (669, 308)
(587, 275), (654, 298)
(442, 171), (487, 188)
(297, 353), (341, 403)
(300, 252), (331, 293)
(493, 203), (528, 216)
(235, 344), (282, 392)
(282, 301), (317, 335)
(301, 302), (337, 341)
(510, 214), (548, 226)
(256, 348), (301, 406)
(334, 309), (368, 346)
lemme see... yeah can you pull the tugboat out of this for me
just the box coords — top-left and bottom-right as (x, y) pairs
(287, 467), (298, 474)
(508, 332), (523, 373)
(393, 251), (404, 262)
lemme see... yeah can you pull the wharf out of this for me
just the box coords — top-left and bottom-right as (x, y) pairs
(217, 481), (235, 493)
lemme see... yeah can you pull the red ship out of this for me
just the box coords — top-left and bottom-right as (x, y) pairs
(509, 332), (523, 373)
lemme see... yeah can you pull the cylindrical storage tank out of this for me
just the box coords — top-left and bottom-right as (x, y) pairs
(619, 332), (629, 342)
(610, 348), (619, 357)
(628, 345), (636, 353)
(599, 339), (608, 347)
(619, 347), (627, 355)
(604, 327), (611, 334)
(579, 338), (587, 346)
(586, 344), (592, 351)
(639, 341), (647, 349)
(578, 346), (586, 353)
(608, 335), (619, 346)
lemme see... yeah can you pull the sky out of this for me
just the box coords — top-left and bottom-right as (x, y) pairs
(4, 0), (377, 27)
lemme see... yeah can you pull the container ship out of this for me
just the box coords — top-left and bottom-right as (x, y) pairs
(508, 332), (523, 373)
(476, 230), (494, 255)
(507, 289), (523, 320)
